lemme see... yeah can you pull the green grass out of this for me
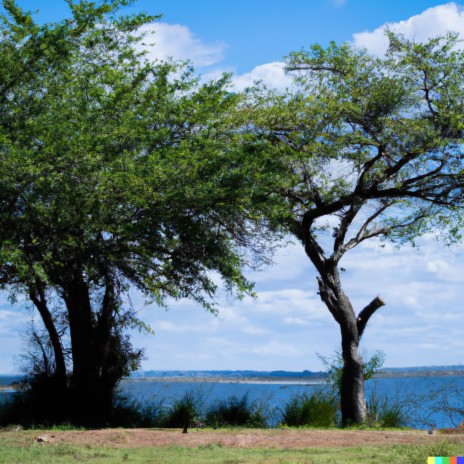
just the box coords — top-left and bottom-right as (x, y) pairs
(0, 441), (463, 464)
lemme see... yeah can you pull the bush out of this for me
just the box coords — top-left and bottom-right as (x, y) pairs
(206, 394), (268, 428)
(110, 395), (165, 428)
(161, 392), (203, 431)
(0, 374), (70, 427)
(366, 390), (407, 428)
(282, 390), (338, 427)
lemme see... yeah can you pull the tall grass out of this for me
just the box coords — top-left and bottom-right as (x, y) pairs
(206, 394), (268, 428)
(366, 388), (408, 428)
(160, 392), (203, 431)
(282, 390), (338, 427)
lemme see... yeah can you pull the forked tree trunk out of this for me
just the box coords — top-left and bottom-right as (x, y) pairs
(316, 267), (383, 426)
(61, 275), (126, 424)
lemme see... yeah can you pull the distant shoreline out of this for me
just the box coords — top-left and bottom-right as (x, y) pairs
(2, 368), (464, 390)
(123, 377), (326, 385)
(124, 369), (464, 385)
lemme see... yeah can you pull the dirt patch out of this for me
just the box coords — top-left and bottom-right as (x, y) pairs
(2, 428), (464, 449)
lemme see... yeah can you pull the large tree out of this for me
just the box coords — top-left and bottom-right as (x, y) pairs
(244, 33), (464, 425)
(0, 0), (275, 424)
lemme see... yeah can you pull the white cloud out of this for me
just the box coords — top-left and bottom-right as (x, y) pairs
(252, 341), (302, 357)
(352, 3), (464, 55)
(232, 62), (293, 91)
(136, 22), (292, 92)
(242, 326), (270, 335)
(217, 307), (248, 325)
(331, 0), (347, 7)
(155, 320), (210, 333)
(0, 309), (16, 321)
(138, 22), (226, 67)
(283, 317), (311, 326)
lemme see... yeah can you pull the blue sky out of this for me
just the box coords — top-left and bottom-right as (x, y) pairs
(1, 0), (464, 373)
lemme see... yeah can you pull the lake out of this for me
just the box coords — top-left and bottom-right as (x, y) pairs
(1, 374), (462, 429)
(118, 375), (464, 429)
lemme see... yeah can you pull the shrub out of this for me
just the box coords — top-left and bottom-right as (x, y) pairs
(110, 395), (165, 428)
(379, 403), (407, 428)
(282, 390), (338, 427)
(0, 374), (70, 427)
(206, 394), (268, 428)
(161, 392), (203, 431)
(366, 390), (407, 428)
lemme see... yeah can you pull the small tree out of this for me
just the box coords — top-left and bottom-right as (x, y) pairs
(244, 33), (464, 425)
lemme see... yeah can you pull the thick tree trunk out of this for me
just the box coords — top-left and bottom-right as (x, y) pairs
(62, 278), (105, 422)
(340, 323), (367, 426)
(316, 268), (370, 426)
(300, 204), (385, 427)
(61, 275), (124, 423)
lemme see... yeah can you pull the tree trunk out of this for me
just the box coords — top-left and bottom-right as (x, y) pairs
(61, 275), (125, 424)
(62, 278), (104, 422)
(29, 285), (67, 392)
(316, 269), (368, 426)
(340, 323), (367, 426)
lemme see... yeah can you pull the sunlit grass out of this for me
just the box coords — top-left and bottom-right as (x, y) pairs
(0, 441), (463, 464)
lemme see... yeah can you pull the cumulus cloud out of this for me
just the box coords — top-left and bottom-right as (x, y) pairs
(232, 62), (293, 91)
(352, 3), (464, 55)
(138, 22), (226, 67)
(135, 22), (292, 92)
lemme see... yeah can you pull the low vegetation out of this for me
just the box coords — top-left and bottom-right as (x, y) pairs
(0, 387), (439, 430)
(0, 439), (462, 464)
(282, 391), (338, 427)
(206, 394), (268, 428)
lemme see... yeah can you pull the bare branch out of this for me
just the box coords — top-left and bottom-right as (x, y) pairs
(402, 159), (446, 186)
(422, 69), (438, 118)
(357, 296), (385, 339)
(285, 64), (347, 76)
(333, 202), (362, 261)
(354, 202), (391, 242)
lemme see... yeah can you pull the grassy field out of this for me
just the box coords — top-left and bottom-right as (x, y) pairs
(0, 439), (463, 464)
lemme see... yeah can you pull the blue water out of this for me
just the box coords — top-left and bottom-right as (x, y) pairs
(1, 374), (462, 428)
(118, 375), (464, 429)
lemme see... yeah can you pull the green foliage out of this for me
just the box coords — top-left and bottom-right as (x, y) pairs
(243, 32), (464, 426)
(206, 394), (268, 428)
(161, 392), (203, 430)
(282, 390), (338, 427)
(110, 395), (165, 428)
(0, 0), (281, 424)
(0, 440), (462, 464)
(0, 376), (69, 427)
(318, 350), (385, 395)
(366, 390), (408, 428)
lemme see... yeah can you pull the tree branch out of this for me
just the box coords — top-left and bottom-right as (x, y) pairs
(285, 64), (347, 76)
(356, 296), (385, 339)
(333, 203), (362, 262)
(301, 212), (326, 275)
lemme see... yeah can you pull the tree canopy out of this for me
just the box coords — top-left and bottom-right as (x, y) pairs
(243, 32), (464, 425)
(0, 0), (277, 424)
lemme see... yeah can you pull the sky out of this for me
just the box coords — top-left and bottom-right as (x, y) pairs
(1, 0), (464, 373)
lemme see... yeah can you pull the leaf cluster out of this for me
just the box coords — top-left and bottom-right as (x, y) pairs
(0, 1), (278, 318)
(244, 33), (464, 264)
